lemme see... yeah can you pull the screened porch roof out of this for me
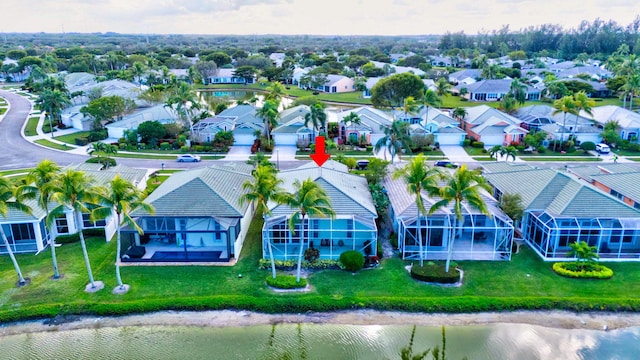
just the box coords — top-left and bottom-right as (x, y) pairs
(529, 210), (640, 230)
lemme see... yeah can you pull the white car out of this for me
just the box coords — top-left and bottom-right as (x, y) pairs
(596, 143), (611, 154)
(177, 154), (201, 162)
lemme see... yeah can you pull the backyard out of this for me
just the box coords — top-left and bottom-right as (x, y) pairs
(2, 211), (640, 324)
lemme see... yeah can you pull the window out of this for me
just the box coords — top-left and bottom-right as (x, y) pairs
(214, 222), (221, 241)
(82, 213), (106, 228)
(55, 216), (69, 234)
(610, 190), (624, 201)
(347, 219), (353, 239)
(10, 223), (35, 241)
(270, 223), (288, 244)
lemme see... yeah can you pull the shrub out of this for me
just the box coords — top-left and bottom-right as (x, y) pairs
(389, 232), (398, 249)
(462, 139), (471, 147)
(410, 262), (461, 284)
(265, 275), (307, 289)
(304, 247), (320, 262)
(87, 129), (108, 142)
(86, 156), (116, 168)
(55, 230), (105, 244)
(471, 141), (485, 148)
(181, 145), (190, 153)
(339, 250), (365, 272)
(259, 259), (343, 271)
(552, 262), (614, 279)
(537, 145), (546, 153)
(75, 137), (89, 146)
(160, 142), (170, 150)
(580, 141), (596, 152)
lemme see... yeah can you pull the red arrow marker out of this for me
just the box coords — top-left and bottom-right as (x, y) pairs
(310, 136), (330, 167)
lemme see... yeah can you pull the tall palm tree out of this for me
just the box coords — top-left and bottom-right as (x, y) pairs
(131, 62), (146, 88)
(239, 164), (284, 279)
(401, 96), (419, 121)
(280, 178), (335, 283)
(393, 154), (442, 266)
(452, 107), (468, 129)
(374, 120), (412, 163)
(165, 81), (201, 138)
(623, 74), (640, 110)
(36, 88), (71, 138)
(420, 89), (441, 126)
(304, 103), (327, 141)
(429, 165), (491, 272)
(508, 79), (527, 105)
(0, 177), (32, 286)
(49, 169), (103, 292)
(572, 91), (595, 135)
(257, 99), (280, 147)
(552, 96), (578, 152)
(498, 94), (519, 115)
(26, 160), (62, 279)
(265, 81), (286, 104)
(92, 175), (154, 293)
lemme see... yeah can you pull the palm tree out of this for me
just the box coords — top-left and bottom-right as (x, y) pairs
(498, 94), (518, 115)
(265, 81), (286, 103)
(452, 107), (468, 129)
(420, 89), (441, 126)
(26, 160), (62, 279)
(239, 164), (284, 279)
(375, 120), (413, 163)
(280, 178), (335, 283)
(401, 96), (419, 121)
(623, 74), (640, 110)
(488, 145), (502, 161)
(552, 96), (578, 152)
(393, 154), (442, 266)
(500, 145), (518, 162)
(342, 112), (361, 144)
(508, 79), (527, 105)
(36, 88), (71, 138)
(165, 81), (201, 138)
(304, 103), (327, 141)
(572, 91), (595, 135)
(92, 175), (154, 293)
(257, 99), (280, 147)
(0, 177), (32, 286)
(429, 165), (491, 272)
(131, 62), (146, 88)
(49, 169), (103, 292)
(435, 77), (452, 97)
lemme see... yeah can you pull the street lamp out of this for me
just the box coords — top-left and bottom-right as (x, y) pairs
(276, 150), (280, 170)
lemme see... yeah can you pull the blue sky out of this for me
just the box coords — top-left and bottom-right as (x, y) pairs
(2, 0), (638, 35)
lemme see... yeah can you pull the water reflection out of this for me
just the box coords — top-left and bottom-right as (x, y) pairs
(1, 323), (639, 360)
(198, 90), (293, 111)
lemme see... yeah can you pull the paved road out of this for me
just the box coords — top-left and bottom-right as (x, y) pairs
(0, 89), (307, 171)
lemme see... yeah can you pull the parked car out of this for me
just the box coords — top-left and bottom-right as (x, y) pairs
(433, 160), (459, 168)
(177, 154), (201, 162)
(596, 143), (611, 154)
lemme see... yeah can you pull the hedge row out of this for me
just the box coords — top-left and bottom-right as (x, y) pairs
(265, 275), (307, 289)
(410, 263), (460, 284)
(4, 295), (640, 324)
(552, 262), (614, 279)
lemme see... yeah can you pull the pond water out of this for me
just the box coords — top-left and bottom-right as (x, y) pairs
(198, 90), (293, 111)
(2, 323), (639, 360)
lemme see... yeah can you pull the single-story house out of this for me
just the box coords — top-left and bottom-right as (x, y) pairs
(448, 69), (481, 86)
(568, 164), (640, 210)
(121, 163), (255, 263)
(191, 105), (263, 145)
(462, 105), (527, 146)
(271, 105), (314, 147)
(1, 164), (147, 256)
(316, 74), (355, 93)
(384, 165), (514, 261)
(335, 106), (393, 146)
(484, 163), (640, 261)
(586, 106), (640, 143)
(396, 107), (466, 146)
(205, 68), (255, 85)
(105, 104), (179, 139)
(458, 79), (541, 102)
(262, 161), (378, 261)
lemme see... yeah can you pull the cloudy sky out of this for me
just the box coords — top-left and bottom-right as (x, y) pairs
(2, 0), (637, 35)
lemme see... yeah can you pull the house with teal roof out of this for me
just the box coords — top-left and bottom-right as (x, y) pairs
(262, 161), (378, 261)
(484, 163), (640, 261)
(121, 163), (255, 263)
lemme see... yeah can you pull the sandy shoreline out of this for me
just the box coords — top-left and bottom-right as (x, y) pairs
(2, 309), (640, 336)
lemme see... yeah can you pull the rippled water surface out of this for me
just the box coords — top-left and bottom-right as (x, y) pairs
(2, 323), (640, 360)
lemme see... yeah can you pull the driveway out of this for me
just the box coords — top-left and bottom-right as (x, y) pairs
(271, 145), (298, 161)
(439, 145), (476, 164)
(222, 146), (252, 161)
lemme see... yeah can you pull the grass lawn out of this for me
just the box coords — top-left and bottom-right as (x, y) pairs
(54, 131), (92, 145)
(34, 139), (72, 151)
(0, 108), (6, 115)
(521, 157), (603, 162)
(24, 117), (40, 136)
(112, 153), (223, 160)
(0, 168), (33, 177)
(3, 210), (640, 324)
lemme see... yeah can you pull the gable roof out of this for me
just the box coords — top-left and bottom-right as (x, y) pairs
(464, 105), (522, 127)
(336, 107), (392, 134)
(591, 172), (640, 203)
(268, 164), (376, 218)
(587, 106), (640, 129)
(134, 164), (253, 218)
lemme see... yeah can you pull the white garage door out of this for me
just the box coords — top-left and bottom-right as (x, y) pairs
(273, 134), (299, 146)
(234, 134), (256, 146)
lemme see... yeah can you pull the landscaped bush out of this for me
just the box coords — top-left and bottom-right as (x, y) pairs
(259, 259), (343, 271)
(265, 274), (307, 289)
(160, 142), (171, 150)
(552, 262), (614, 279)
(304, 247), (320, 262)
(471, 141), (485, 148)
(389, 233), (398, 249)
(462, 139), (471, 147)
(55, 232), (104, 244)
(86, 156), (116, 168)
(340, 250), (365, 272)
(87, 129), (108, 142)
(410, 262), (461, 284)
(75, 137), (89, 146)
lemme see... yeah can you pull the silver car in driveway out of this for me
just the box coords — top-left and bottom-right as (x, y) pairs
(177, 154), (201, 162)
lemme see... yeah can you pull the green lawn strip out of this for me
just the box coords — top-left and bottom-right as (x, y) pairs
(53, 131), (92, 145)
(473, 157), (494, 161)
(613, 149), (640, 156)
(0, 108), (7, 115)
(3, 208), (640, 324)
(0, 168), (33, 177)
(24, 117), (40, 136)
(34, 139), (73, 151)
(520, 157), (603, 162)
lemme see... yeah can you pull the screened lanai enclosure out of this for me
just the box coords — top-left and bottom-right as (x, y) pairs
(523, 211), (640, 261)
(396, 203), (514, 261)
(120, 216), (239, 262)
(262, 215), (378, 260)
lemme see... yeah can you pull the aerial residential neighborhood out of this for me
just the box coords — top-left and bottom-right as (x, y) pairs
(1, 16), (640, 356)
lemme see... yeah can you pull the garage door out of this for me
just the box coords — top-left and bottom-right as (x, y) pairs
(273, 134), (299, 146)
(234, 134), (256, 146)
